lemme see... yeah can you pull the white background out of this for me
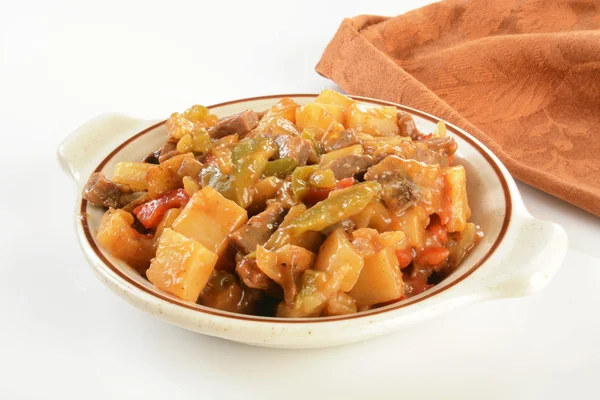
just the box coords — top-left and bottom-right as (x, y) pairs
(1, 0), (599, 399)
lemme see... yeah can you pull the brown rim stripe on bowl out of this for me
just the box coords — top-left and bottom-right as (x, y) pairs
(80, 94), (512, 323)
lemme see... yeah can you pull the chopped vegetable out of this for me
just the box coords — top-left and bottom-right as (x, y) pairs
(112, 162), (153, 191)
(97, 209), (154, 273)
(172, 186), (248, 256)
(263, 158), (298, 178)
(83, 89), (481, 316)
(133, 188), (189, 229)
(287, 181), (381, 237)
(147, 228), (218, 302)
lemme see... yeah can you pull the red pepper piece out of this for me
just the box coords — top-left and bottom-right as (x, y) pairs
(133, 189), (190, 230)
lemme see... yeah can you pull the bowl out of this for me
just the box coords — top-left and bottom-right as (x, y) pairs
(58, 94), (568, 349)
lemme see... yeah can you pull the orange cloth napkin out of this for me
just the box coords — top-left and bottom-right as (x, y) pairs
(316, 0), (600, 216)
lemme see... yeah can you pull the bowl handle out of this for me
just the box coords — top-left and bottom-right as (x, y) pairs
(57, 113), (162, 189)
(477, 217), (568, 298)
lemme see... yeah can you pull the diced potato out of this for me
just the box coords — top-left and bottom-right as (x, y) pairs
(369, 200), (393, 232)
(346, 103), (399, 136)
(351, 228), (380, 257)
(432, 121), (447, 138)
(252, 115), (300, 138)
(349, 247), (404, 306)
(443, 165), (471, 232)
(350, 201), (374, 229)
(296, 103), (345, 135)
(319, 144), (364, 166)
(165, 112), (197, 141)
(324, 292), (357, 316)
(255, 98), (298, 134)
(318, 104), (345, 125)
(154, 208), (182, 244)
(351, 229), (408, 258)
(146, 229), (218, 302)
(392, 206), (430, 249)
(97, 209), (154, 273)
(182, 176), (201, 197)
(172, 186), (248, 256)
(111, 162), (153, 191)
(376, 231), (409, 251)
(146, 153), (195, 198)
(315, 229), (364, 292)
(315, 89), (355, 111)
(267, 97), (298, 123)
(448, 222), (481, 266)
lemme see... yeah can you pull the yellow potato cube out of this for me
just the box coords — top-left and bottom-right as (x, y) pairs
(346, 103), (399, 136)
(324, 292), (357, 316)
(255, 98), (298, 134)
(369, 200), (393, 232)
(315, 89), (355, 111)
(315, 229), (364, 292)
(172, 186), (248, 256)
(392, 206), (430, 249)
(349, 247), (405, 306)
(112, 162), (153, 191)
(443, 165), (471, 232)
(350, 201), (374, 229)
(318, 104), (345, 125)
(154, 208), (182, 244)
(146, 229), (217, 302)
(145, 153), (195, 198)
(296, 103), (344, 134)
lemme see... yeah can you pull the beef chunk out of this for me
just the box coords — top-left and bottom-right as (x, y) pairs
(325, 154), (375, 180)
(364, 156), (419, 213)
(230, 202), (288, 255)
(82, 172), (132, 208)
(321, 128), (360, 153)
(236, 258), (275, 291)
(397, 111), (421, 140)
(422, 136), (458, 156)
(209, 110), (259, 139)
(158, 141), (180, 163)
(142, 149), (161, 164)
(274, 135), (312, 166)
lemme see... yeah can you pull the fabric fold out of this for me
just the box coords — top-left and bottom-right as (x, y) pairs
(316, 0), (600, 216)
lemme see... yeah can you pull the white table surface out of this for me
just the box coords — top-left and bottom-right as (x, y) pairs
(1, 1), (599, 398)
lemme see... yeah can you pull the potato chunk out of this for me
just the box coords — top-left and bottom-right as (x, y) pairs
(96, 209), (154, 273)
(154, 208), (182, 244)
(112, 162), (153, 191)
(315, 89), (355, 111)
(146, 229), (218, 302)
(349, 246), (404, 306)
(324, 292), (357, 316)
(295, 103), (344, 135)
(443, 165), (471, 232)
(346, 103), (399, 136)
(315, 229), (364, 292)
(172, 186), (248, 256)
(145, 153), (195, 198)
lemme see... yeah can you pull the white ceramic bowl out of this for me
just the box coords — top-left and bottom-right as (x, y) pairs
(58, 94), (568, 349)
